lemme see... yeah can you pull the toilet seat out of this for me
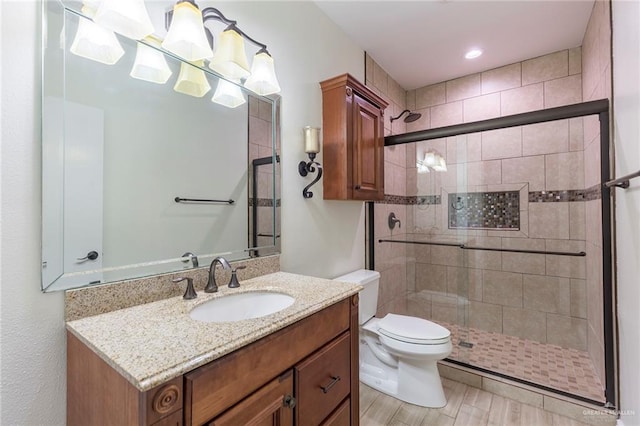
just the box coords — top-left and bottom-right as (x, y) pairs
(378, 314), (451, 345)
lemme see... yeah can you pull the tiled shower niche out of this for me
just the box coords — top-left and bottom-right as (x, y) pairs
(448, 191), (520, 230)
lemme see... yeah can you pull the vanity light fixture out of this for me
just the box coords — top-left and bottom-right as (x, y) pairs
(173, 60), (211, 97)
(130, 39), (172, 84)
(298, 126), (322, 198)
(211, 78), (246, 108)
(162, 1), (214, 61)
(70, 6), (125, 65)
(165, 2), (281, 95)
(93, 0), (155, 41)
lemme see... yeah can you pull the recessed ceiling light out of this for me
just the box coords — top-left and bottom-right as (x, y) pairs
(465, 49), (483, 59)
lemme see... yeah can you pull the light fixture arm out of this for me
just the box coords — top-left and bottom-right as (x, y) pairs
(201, 7), (270, 55)
(298, 153), (323, 199)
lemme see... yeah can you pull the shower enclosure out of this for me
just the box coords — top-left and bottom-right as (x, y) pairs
(369, 100), (615, 407)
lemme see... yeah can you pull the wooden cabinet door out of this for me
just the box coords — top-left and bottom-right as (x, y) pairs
(207, 372), (294, 426)
(352, 93), (384, 200)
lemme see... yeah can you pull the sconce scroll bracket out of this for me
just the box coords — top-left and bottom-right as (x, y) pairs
(298, 153), (323, 198)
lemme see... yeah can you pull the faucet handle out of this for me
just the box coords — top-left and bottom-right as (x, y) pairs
(228, 266), (246, 288)
(173, 277), (197, 300)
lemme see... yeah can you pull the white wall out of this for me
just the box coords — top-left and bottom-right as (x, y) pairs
(0, 1), (365, 424)
(612, 1), (640, 424)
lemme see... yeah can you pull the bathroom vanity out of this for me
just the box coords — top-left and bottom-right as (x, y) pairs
(66, 273), (361, 426)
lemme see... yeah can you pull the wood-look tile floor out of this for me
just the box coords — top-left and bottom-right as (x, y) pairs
(359, 380), (591, 426)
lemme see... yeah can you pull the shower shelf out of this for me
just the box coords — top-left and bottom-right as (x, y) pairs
(378, 239), (586, 257)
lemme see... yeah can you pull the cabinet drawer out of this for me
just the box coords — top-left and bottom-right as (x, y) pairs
(295, 332), (351, 426)
(321, 398), (350, 426)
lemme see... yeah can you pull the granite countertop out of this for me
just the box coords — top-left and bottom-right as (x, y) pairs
(66, 272), (361, 392)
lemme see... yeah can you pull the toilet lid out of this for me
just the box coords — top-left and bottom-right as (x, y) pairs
(378, 314), (451, 344)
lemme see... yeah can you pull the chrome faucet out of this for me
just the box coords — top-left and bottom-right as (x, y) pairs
(205, 256), (231, 293)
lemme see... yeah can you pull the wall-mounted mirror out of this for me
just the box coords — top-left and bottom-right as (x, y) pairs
(41, 1), (281, 292)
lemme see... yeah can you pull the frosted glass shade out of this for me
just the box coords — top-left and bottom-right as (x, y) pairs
(209, 28), (251, 80)
(173, 61), (211, 98)
(211, 79), (246, 108)
(244, 51), (281, 96)
(432, 155), (448, 172)
(162, 2), (213, 61)
(130, 42), (172, 84)
(94, 0), (154, 40)
(70, 12), (124, 65)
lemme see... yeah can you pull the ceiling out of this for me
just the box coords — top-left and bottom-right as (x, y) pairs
(315, 1), (595, 90)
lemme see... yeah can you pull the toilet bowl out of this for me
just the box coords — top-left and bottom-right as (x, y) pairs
(334, 269), (452, 408)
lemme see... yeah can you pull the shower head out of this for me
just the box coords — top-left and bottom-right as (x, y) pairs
(390, 109), (422, 123)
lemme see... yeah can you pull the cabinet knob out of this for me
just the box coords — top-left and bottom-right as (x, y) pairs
(283, 395), (296, 409)
(354, 185), (361, 190)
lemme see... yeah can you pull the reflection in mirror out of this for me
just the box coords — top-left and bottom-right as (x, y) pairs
(41, 1), (280, 292)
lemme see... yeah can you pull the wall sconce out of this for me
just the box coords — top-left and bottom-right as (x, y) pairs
(164, 2), (281, 95)
(298, 127), (322, 199)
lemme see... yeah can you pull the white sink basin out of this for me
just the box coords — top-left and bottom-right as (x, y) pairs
(189, 291), (295, 323)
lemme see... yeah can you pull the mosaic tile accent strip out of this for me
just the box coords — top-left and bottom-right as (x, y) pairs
(249, 198), (281, 207)
(417, 195), (441, 205)
(375, 195), (442, 205)
(448, 191), (520, 230)
(441, 321), (605, 403)
(529, 185), (601, 202)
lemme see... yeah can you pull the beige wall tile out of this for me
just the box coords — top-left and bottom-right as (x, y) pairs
(483, 270), (523, 307)
(463, 93), (501, 122)
(501, 83), (544, 116)
(467, 250), (502, 271)
(545, 151), (585, 190)
(502, 252), (546, 275)
(501, 155), (545, 191)
(502, 306), (547, 342)
(407, 290), (432, 319)
(373, 60), (388, 94)
(431, 245), (465, 267)
(446, 74), (481, 102)
(523, 275), (571, 315)
(568, 47), (582, 75)
(588, 326), (606, 388)
(528, 203), (570, 239)
(585, 200), (601, 248)
(388, 78), (406, 108)
(481, 63), (521, 94)
(570, 279), (587, 318)
(544, 75), (583, 108)
(432, 293), (458, 323)
(446, 136), (467, 165)
(416, 263), (447, 293)
(546, 313), (587, 350)
(545, 239), (587, 279)
(502, 237), (546, 251)
(522, 120), (569, 156)
(467, 160), (502, 185)
(522, 50), (569, 86)
(468, 268), (483, 301)
(469, 301), (503, 333)
(431, 101), (463, 128)
(569, 117), (584, 151)
(406, 89), (416, 110)
(583, 137), (601, 189)
(416, 82), (446, 109)
(466, 134), (482, 162)
(365, 53), (374, 85)
(569, 202), (586, 240)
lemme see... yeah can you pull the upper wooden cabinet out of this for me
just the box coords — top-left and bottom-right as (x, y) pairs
(320, 74), (388, 201)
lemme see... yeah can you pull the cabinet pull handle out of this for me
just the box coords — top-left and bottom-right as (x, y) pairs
(283, 395), (296, 409)
(320, 376), (341, 394)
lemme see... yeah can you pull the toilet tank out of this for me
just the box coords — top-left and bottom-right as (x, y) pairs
(334, 269), (380, 325)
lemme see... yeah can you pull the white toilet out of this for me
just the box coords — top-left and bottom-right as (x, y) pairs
(335, 269), (452, 408)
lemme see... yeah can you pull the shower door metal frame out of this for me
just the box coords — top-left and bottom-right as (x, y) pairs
(371, 99), (616, 407)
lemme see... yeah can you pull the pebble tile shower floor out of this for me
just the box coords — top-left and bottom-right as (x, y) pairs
(441, 322), (605, 403)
